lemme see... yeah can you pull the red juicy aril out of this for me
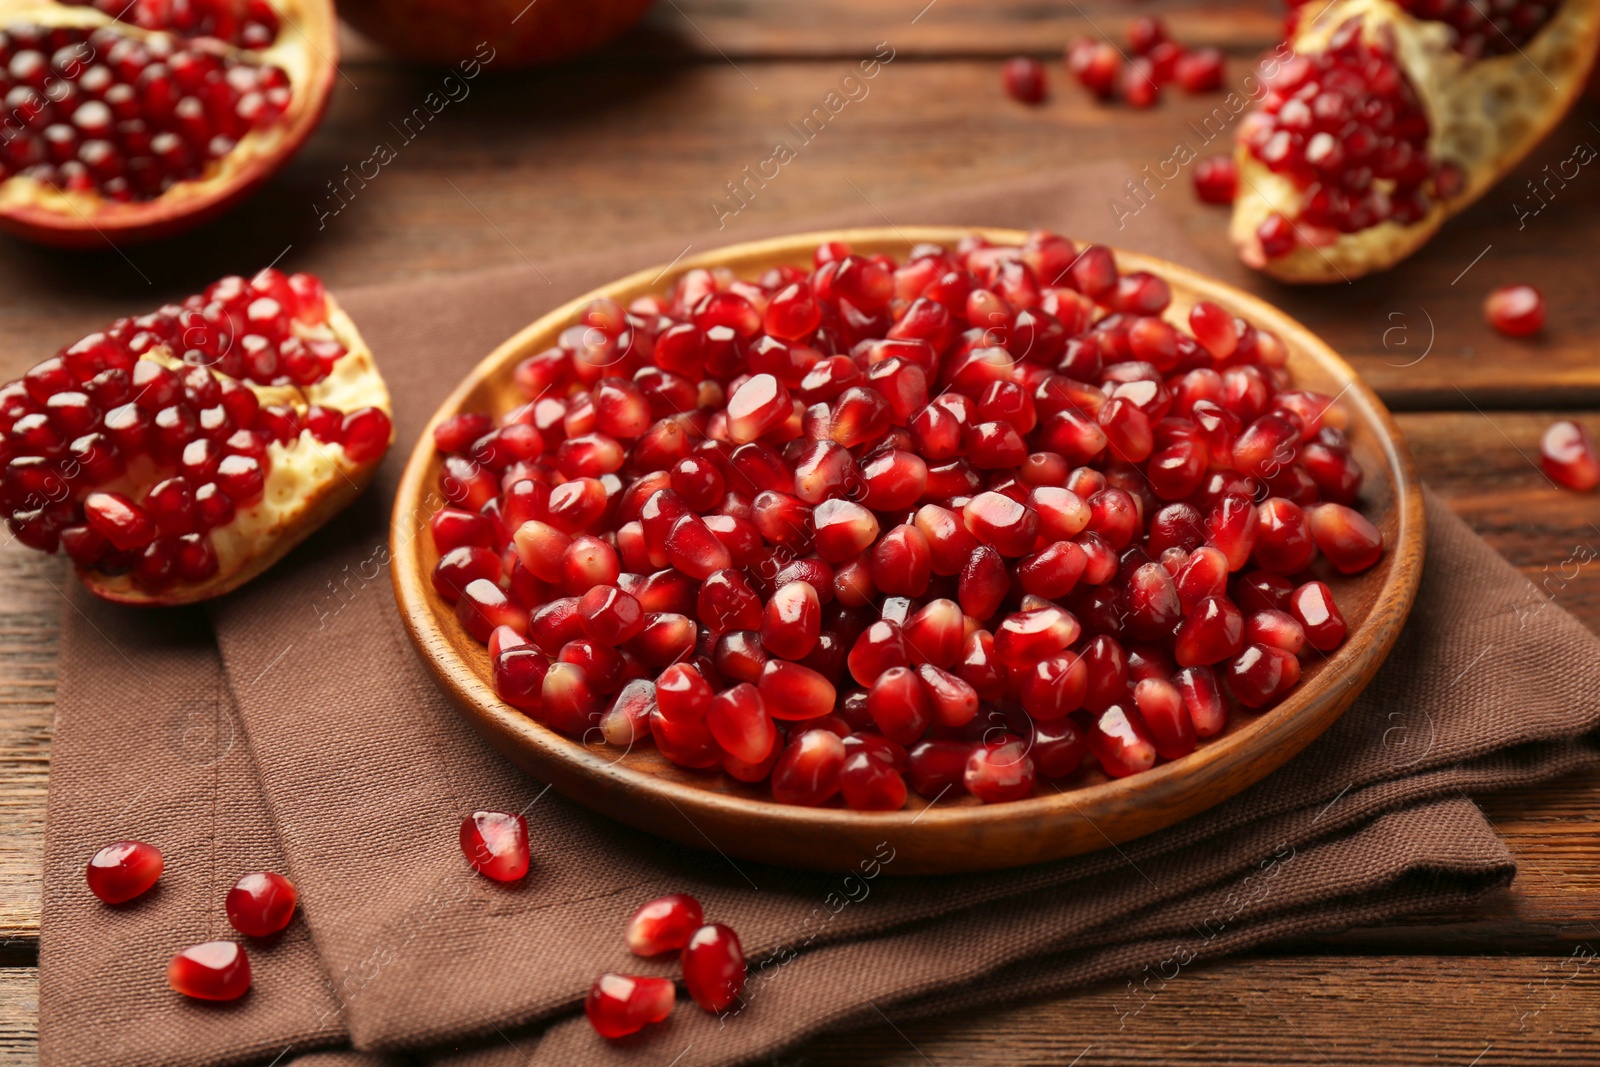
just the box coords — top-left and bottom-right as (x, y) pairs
(429, 231), (1384, 808)
(85, 839), (162, 903)
(0, 0), (337, 246)
(2, 268), (391, 605)
(168, 940), (251, 1001)
(225, 870), (297, 936)
(1234, 0), (1598, 280)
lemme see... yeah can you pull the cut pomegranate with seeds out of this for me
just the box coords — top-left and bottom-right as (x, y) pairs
(1484, 284), (1545, 337)
(0, 0), (338, 246)
(1235, 2), (1595, 280)
(168, 940), (251, 1001)
(682, 922), (746, 1013)
(459, 811), (530, 882)
(427, 232), (1378, 806)
(85, 840), (162, 903)
(225, 871), (297, 937)
(626, 893), (704, 956)
(586, 973), (676, 1039)
(4, 270), (388, 603)
(1541, 421), (1600, 491)
(1002, 56), (1048, 104)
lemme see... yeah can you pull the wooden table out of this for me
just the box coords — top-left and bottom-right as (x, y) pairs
(5, 2), (1600, 1061)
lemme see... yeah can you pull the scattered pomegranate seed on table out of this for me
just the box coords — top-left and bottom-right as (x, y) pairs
(459, 811), (531, 881)
(626, 893), (705, 956)
(681, 923), (747, 1012)
(1484, 284), (1546, 338)
(1065, 19), (1224, 108)
(1192, 155), (1237, 205)
(586, 973), (676, 1038)
(1002, 57), (1048, 104)
(168, 940), (251, 1001)
(430, 230), (1384, 810)
(1541, 421), (1600, 491)
(85, 840), (163, 904)
(225, 871), (299, 937)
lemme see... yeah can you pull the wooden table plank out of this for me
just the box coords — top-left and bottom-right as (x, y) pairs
(5, 954), (1600, 1066)
(0, 57), (1594, 407)
(623, 0), (1288, 56)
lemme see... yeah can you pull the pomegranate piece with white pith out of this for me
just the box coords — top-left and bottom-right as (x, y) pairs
(430, 232), (1383, 807)
(2, 268), (390, 604)
(0, 0), (338, 246)
(1234, 0), (1600, 280)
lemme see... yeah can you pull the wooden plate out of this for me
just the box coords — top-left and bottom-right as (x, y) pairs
(391, 227), (1424, 876)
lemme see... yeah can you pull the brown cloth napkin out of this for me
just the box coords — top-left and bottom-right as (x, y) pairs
(37, 164), (1600, 1067)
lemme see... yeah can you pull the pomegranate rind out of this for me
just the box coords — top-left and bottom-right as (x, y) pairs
(0, 0), (338, 247)
(78, 293), (392, 605)
(1231, 0), (1600, 281)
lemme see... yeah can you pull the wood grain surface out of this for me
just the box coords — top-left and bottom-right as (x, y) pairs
(3, 2), (1599, 1061)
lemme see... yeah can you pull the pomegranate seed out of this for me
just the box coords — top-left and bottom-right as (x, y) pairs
(1305, 502), (1384, 573)
(1088, 704), (1158, 777)
(459, 811), (530, 881)
(1252, 497), (1316, 573)
(866, 667), (933, 745)
(840, 749), (909, 810)
(812, 498), (879, 562)
(963, 491), (1038, 556)
(1133, 677), (1195, 759)
(1175, 48), (1224, 92)
(586, 973), (676, 1038)
(1173, 596), (1244, 666)
(85, 840), (162, 904)
(959, 544), (1010, 620)
(1246, 608), (1307, 654)
(1176, 665), (1227, 737)
(1541, 421), (1600, 491)
(627, 893), (704, 956)
(1122, 58), (1160, 107)
(995, 607), (1081, 667)
(965, 739), (1036, 803)
(1002, 56), (1048, 104)
(761, 579), (821, 659)
(168, 941), (251, 1002)
(706, 682), (777, 764)
(758, 659), (838, 721)
(872, 523), (932, 596)
(1484, 284), (1545, 337)
(1020, 651), (1087, 720)
(771, 728), (845, 805)
(1289, 580), (1347, 650)
(578, 585), (645, 645)
(1226, 644), (1302, 708)
(455, 579), (528, 642)
(224, 871), (297, 937)
(682, 923), (746, 1012)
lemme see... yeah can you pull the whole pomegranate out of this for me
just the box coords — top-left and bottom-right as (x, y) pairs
(338, 0), (655, 68)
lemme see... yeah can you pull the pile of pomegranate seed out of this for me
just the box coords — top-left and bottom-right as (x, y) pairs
(63, 0), (283, 50)
(0, 22), (291, 200)
(1001, 56), (1048, 104)
(1541, 420), (1599, 491)
(83, 837), (299, 1001)
(1286, 0), (1561, 58)
(1066, 18), (1226, 109)
(1484, 283), (1545, 337)
(431, 230), (1383, 809)
(1242, 19), (1461, 257)
(589, 892), (747, 1038)
(1, 267), (391, 592)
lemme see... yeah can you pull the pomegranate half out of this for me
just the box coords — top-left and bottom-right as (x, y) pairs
(0, 0), (338, 247)
(1231, 0), (1600, 281)
(1, 268), (392, 605)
